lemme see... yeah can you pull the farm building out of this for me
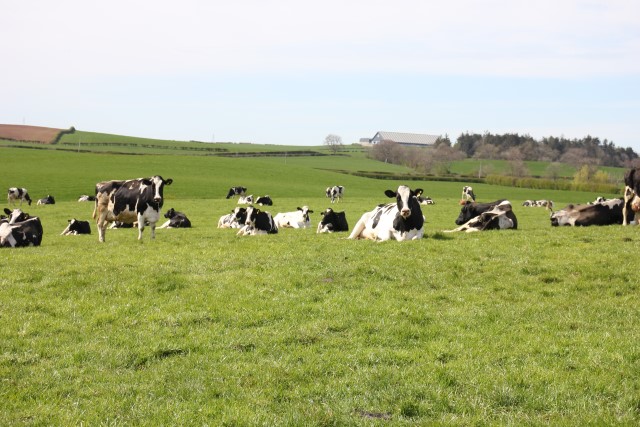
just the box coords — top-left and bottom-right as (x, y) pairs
(361, 131), (440, 147)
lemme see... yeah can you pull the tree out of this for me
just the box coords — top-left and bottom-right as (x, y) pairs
(324, 134), (343, 154)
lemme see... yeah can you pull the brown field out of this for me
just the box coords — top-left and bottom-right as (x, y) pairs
(0, 124), (64, 144)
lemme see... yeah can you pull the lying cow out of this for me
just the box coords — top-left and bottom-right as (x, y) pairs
(273, 206), (313, 229)
(317, 208), (348, 233)
(348, 185), (424, 241)
(237, 206), (278, 236)
(446, 200), (517, 232)
(414, 189), (434, 205)
(218, 207), (247, 229)
(255, 195), (273, 206)
(108, 221), (135, 229)
(326, 186), (344, 203)
(0, 209), (43, 247)
(550, 199), (629, 226)
(37, 195), (55, 205)
(7, 187), (32, 206)
(237, 195), (254, 204)
(455, 199), (515, 228)
(158, 208), (191, 229)
(78, 195), (96, 202)
(226, 186), (247, 199)
(61, 219), (91, 235)
(93, 175), (173, 242)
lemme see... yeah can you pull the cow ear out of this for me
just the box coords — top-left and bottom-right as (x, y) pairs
(3, 208), (10, 215)
(308, 210), (314, 214)
(384, 190), (397, 198)
(165, 179), (173, 185)
(68, 219), (72, 223)
(297, 207), (302, 211)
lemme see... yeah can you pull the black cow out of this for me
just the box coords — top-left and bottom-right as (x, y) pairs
(255, 195), (273, 206)
(61, 219), (91, 235)
(226, 186), (247, 199)
(237, 206), (278, 236)
(550, 199), (630, 226)
(348, 185), (424, 241)
(317, 208), (349, 233)
(455, 199), (514, 227)
(7, 187), (32, 206)
(37, 195), (55, 205)
(93, 175), (173, 242)
(158, 208), (191, 229)
(0, 214), (43, 247)
(446, 201), (517, 232)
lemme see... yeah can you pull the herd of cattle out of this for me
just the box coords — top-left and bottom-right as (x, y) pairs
(3, 167), (640, 247)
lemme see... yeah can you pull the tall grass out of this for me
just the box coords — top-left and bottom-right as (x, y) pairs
(1, 146), (638, 425)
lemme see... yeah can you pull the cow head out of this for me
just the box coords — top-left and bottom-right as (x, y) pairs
(455, 201), (476, 225)
(550, 205), (576, 226)
(297, 206), (313, 222)
(164, 208), (176, 219)
(4, 208), (30, 224)
(142, 176), (173, 204)
(384, 185), (418, 219)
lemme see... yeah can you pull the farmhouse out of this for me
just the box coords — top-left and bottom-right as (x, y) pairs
(360, 131), (440, 147)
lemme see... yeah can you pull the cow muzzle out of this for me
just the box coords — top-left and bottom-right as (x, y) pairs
(400, 208), (411, 218)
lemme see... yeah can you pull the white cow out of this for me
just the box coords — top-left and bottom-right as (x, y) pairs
(273, 206), (314, 229)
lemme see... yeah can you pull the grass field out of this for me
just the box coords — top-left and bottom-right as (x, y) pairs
(1, 144), (639, 425)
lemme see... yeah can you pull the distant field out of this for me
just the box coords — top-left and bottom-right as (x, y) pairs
(1, 144), (639, 425)
(0, 124), (65, 144)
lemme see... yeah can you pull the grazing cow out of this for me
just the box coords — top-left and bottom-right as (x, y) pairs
(325, 186), (344, 203)
(455, 199), (515, 228)
(317, 208), (349, 233)
(237, 206), (278, 236)
(218, 207), (247, 229)
(61, 219), (91, 235)
(37, 195), (55, 205)
(273, 206), (313, 229)
(237, 194), (254, 204)
(550, 199), (629, 226)
(78, 195), (96, 202)
(7, 187), (32, 206)
(348, 185), (424, 241)
(623, 167), (640, 225)
(461, 186), (476, 202)
(446, 200), (517, 232)
(158, 208), (191, 229)
(255, 195), (273, 206)
(0, 216), (43, 247)
(226, 186), (247, 199)
(93, 175), (173, 242)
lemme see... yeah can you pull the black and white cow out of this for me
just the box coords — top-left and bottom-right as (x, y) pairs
(226, 186), (247, 199)
(273, 206), (313, 229)
(455, 199), (515, 228)
(623, 168), (640, 225)
(37, 195), (55, 205)
(7, 187), (32, 206)
(61, 219), (91, 235)
(446, 200), (517, 232)
(461, 186), (476, 202)
(237, 194), (254, 204)
(255, 195), (273, 206)
(316, 208), (349, 233)
(237, 206), (278, 236)
(78, 195), (96, 202)
(325, 186), (344, 203)
(93, 175), (173, 242)
(550, 199), (629, 226)
(108, 221), (135, 229)
(522, 200), (536, 207)
(218, 207), (247, 229)
(158, 208), (191, 229)
(0, 209), (43, 247)
(348, 185), (424, 241)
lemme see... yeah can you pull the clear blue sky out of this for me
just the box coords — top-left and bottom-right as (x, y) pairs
(2, 1), (639, 150)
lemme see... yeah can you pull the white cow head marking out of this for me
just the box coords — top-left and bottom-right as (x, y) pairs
(385, 185), (413, 218)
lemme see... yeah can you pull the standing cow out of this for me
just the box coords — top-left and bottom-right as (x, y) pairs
(93, 175), (173, 242)
(7, 188), (32, 206)
(461, 186), (476, 202)
(226, 186), (247, 199)
(325, 186), (344, 203)
(348, 185), (424, 241)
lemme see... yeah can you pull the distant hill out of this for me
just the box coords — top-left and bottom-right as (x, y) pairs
(0, 124), (75, 144)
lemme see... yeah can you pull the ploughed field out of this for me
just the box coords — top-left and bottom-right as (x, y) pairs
(1, 147), (638, 425)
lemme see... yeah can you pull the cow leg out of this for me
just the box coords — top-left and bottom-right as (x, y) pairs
(137, 216), (146, 240)
(623, 186), (633, 225)
(347, 213), (371, 240)
(97, 214), (108, 242)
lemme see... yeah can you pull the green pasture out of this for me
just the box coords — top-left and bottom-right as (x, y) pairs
(1, 146), (639, 425)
